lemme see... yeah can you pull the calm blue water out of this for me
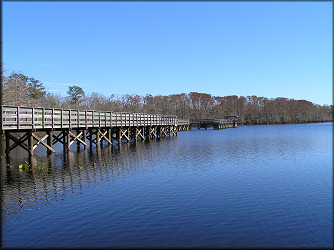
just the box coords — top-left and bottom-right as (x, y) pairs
(1, 122), (332, 248)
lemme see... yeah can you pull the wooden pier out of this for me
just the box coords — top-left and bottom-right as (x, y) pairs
(190, 116), (238, 130)
(0, 105), (237, 160)
(1, 105), (180, 158)
(177, 119), (190, 131)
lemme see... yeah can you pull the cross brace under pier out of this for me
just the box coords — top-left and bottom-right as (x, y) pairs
(4, 125), (178, 159)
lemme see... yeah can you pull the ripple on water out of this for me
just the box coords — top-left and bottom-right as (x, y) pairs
(2, 123), (332, 248)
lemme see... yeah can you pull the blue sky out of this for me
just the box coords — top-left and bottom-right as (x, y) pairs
(2, 1), (332, 105)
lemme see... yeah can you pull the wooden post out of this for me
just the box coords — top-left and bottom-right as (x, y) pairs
(1, 131), (6, 168)
(100, 130), (103, 147)
(135, 127), (138, 141)
(108, 141), (112, 154)
(66, 130), (71, 151)
(0, 105), (5, 166)
(28, 155), (34, 169)
(42, 108), (45, 129)
(69, 110), (71, 130)
(127, 128), (130, 142)
(85, 111), (87, 129)
(28, 132), (34, 156)
(32, 108), (35, 130)
(142, 127), (145, 140)
(52, 109), (54, 127)
(147, 127), (151, 140)
(96, 129), (100, 148)
(5, 131), (10, 158)
(48, 153), (54, 169)
(60, 109), (63, 128)
(83, 130), (87, 148)
(77, 130), (80, 151)
(77, 110), (80, 128)
(118, 128), (121, 144)
(89, 129), (92, 149)
(62, 131), (67, 154)
(108, 128), (112, 146)
(47, 130), (53, 155)
(17, 107), (20, 130)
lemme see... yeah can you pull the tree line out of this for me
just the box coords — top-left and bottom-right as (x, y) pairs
(1, 71), (333, 125)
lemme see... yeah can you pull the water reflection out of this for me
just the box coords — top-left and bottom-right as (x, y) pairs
(2, 138), (176, 218)
(1, 124), (332, 248)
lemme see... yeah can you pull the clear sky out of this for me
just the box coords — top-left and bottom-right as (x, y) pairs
(2, 1), (332, 105)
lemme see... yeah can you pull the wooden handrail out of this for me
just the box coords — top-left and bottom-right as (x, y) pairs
(1, 105), (183, 130)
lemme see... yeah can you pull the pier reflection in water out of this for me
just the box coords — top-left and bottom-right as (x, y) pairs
(2, 137), (176, 218)
(2, 123), (332, 248)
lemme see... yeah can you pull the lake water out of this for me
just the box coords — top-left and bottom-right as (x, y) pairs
(1, 122), (332, 248)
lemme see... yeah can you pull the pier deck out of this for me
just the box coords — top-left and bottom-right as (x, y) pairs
(190, 117), (238, 129)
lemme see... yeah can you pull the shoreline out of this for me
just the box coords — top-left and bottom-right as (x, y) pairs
(237, 120), (333, 126)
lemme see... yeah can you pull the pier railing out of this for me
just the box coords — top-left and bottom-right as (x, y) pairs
(1, 106), (238, 158)
(1, 105), (179, 131)
(190, 119), (235, 125)
(176, 119), (190, 126)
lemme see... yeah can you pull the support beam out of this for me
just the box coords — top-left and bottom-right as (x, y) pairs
(32, 133), (48, 150)
(31, 132), (56, 154)
(83, 130), (87, 148)
(88, 130), (93, 148)
(1, 131), (6, 168)
(96, 129), (100, 148)
(160, 126), (167, 138)
(126, 128), (130, 142)
(145, 127), (149, 141)
(120, 128), (130, 142)
(98, 129), (112, 145)
(69, 131), (87, 147)
(47, 130), (53, 155)
(138, 127), (145, 141)
(7, 133), (29, 152)
(28, 132), (34, 156)
(5, 131), (10, 157)
(108, 128), (112, 146)
(66, 131), (71, 151)
(118, 128), (122, 144)
(53, 131), (65, 145)
(149, 126), (157, 139)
